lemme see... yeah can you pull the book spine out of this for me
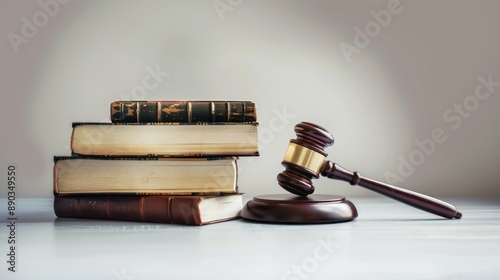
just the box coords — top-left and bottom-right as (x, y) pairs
(54, 195), (205, 225)
(110, 101), (257, 123)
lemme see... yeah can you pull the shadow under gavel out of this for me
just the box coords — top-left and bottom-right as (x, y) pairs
(276, 122), (462, 219)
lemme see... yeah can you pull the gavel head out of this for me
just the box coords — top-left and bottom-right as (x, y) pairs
(277, 122), (334, 196)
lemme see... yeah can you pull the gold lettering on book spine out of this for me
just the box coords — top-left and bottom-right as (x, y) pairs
(110, 102), (120, 122)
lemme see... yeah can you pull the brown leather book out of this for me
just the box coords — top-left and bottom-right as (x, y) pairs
(54, 194), (242, 225)
(110, 100), (257, 123)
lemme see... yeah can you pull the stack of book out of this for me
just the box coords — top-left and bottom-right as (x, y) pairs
(53, 100), (259, 225)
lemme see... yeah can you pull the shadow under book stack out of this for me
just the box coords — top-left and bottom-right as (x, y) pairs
(53, 101), (259, 225)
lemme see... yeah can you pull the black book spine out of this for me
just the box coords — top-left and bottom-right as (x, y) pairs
(110, 101), (257, 123)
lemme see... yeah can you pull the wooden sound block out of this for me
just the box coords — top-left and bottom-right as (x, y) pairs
(240, 194), (358, 224)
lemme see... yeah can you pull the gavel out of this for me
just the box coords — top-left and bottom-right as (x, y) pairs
(277, 122), (462, 219)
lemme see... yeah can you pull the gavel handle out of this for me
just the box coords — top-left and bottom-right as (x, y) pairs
(321, 161), (462, 219)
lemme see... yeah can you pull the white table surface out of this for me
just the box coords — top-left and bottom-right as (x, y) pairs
(0, 196), (499, 280)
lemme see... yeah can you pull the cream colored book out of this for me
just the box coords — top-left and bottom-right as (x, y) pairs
(70, 122), (259, 157)
(53, 157), (238, 195)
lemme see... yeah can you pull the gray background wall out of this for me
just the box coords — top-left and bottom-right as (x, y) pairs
(1, 0), (499, 198)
